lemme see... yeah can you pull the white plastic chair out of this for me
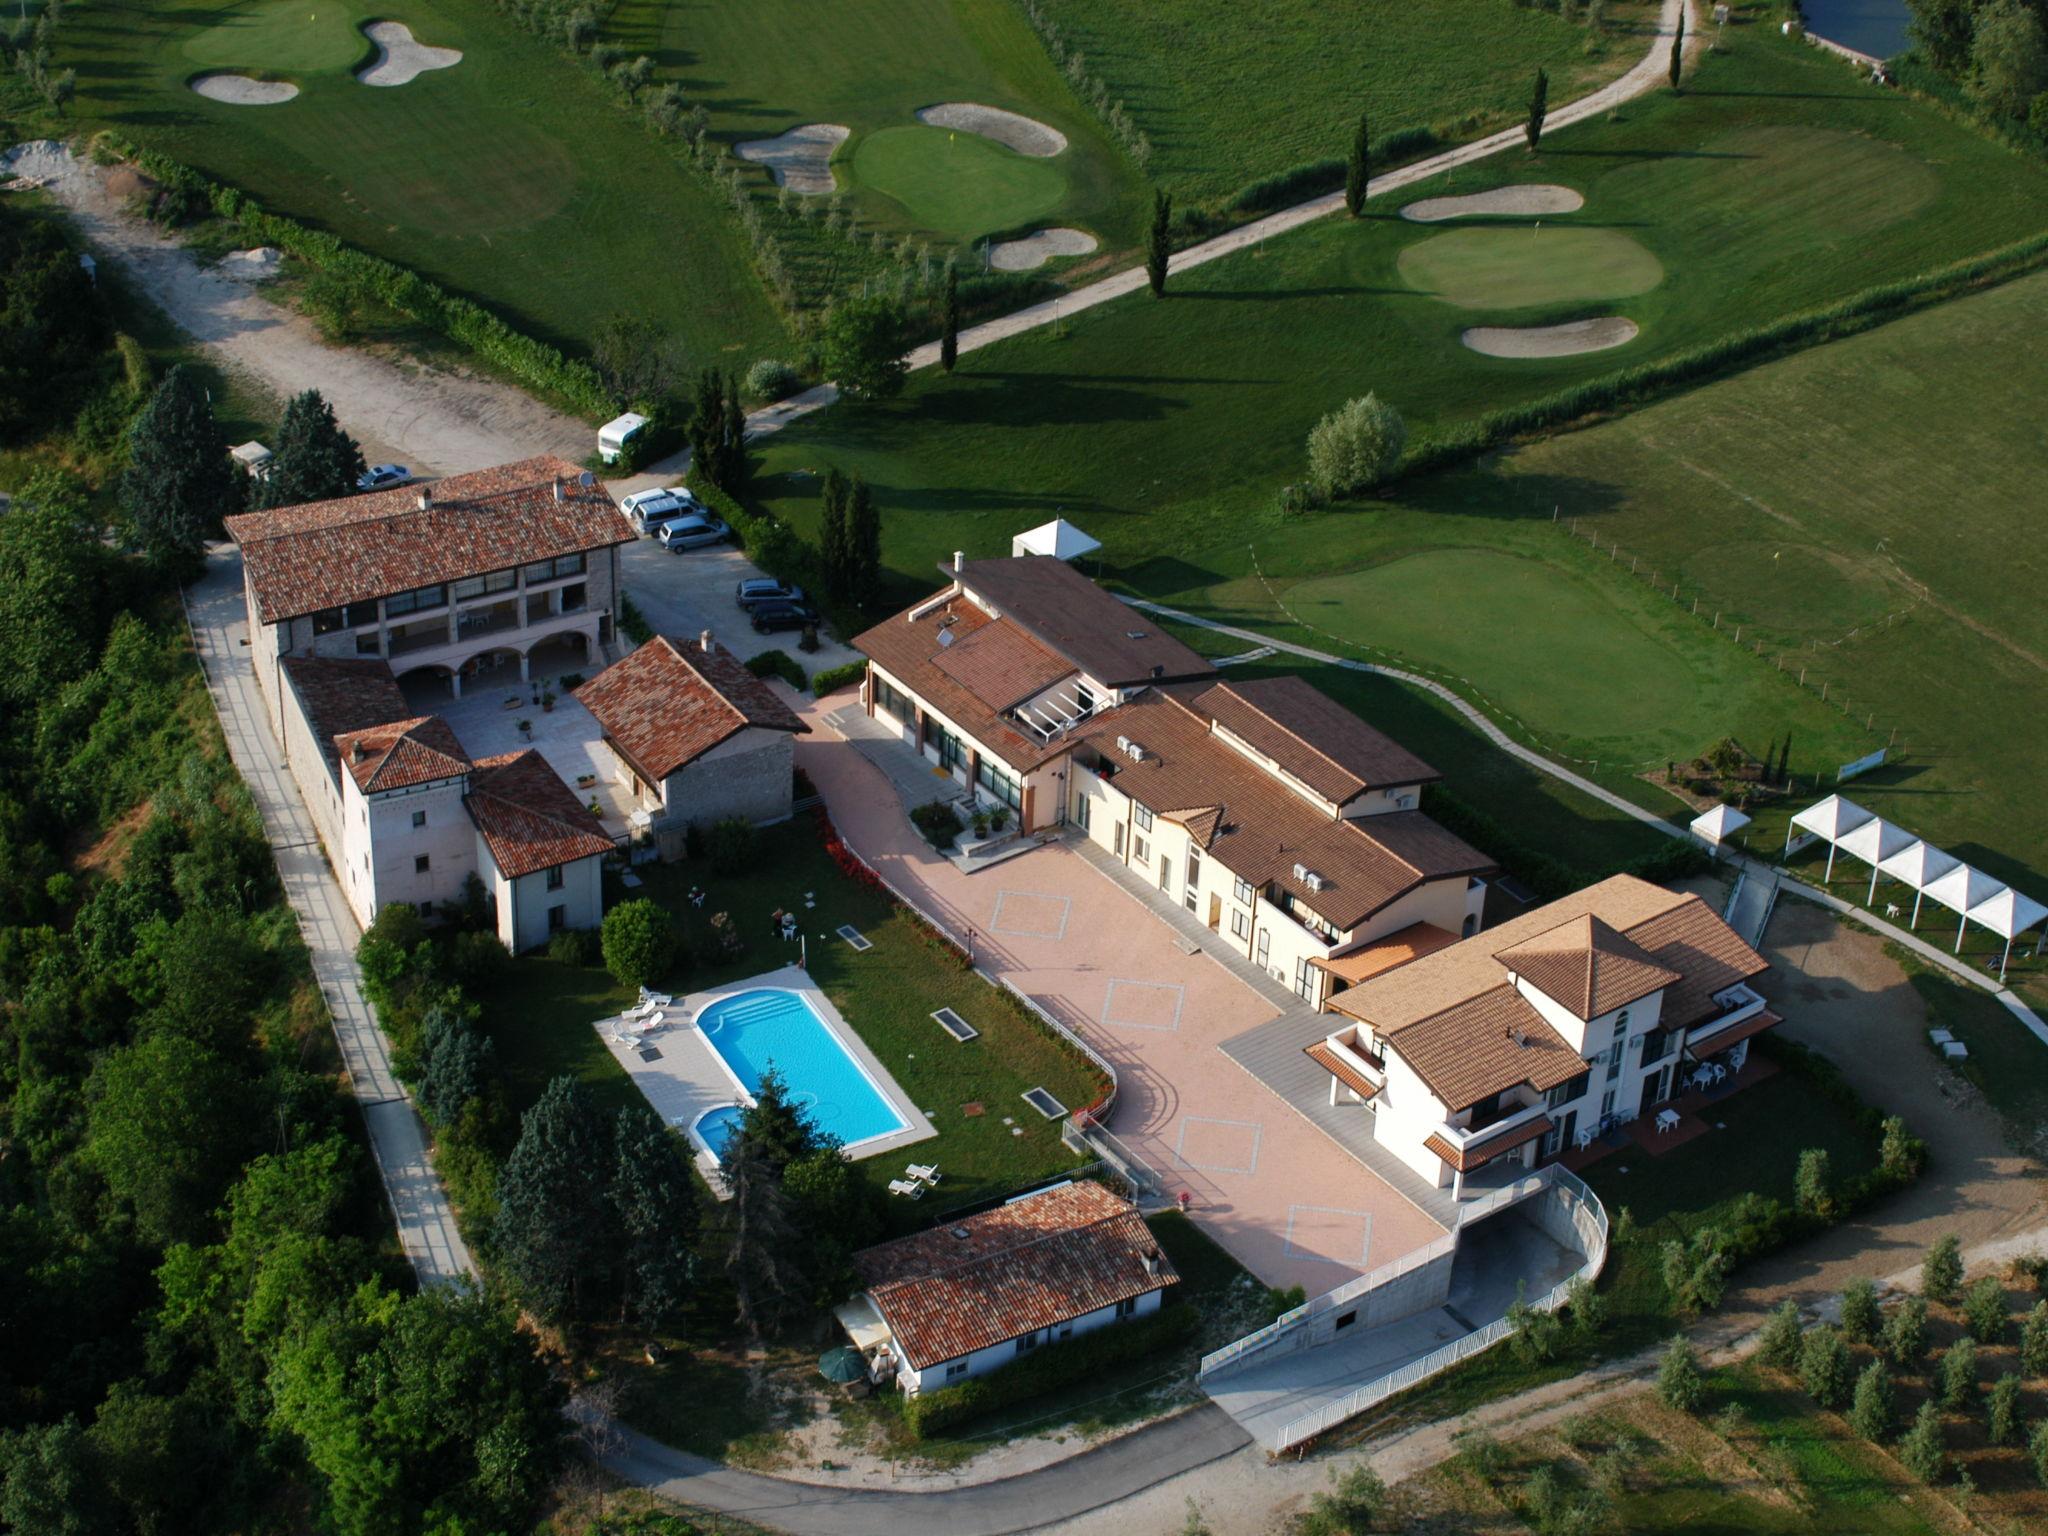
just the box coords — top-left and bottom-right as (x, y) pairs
(887, 1179), (924, 1199)
(907, 1163), (940, 1184)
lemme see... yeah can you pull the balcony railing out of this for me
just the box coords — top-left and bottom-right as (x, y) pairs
(1439, 1096), (1549, 1151)
(387, 623), (452, 657)
(455, 603), (521, 641)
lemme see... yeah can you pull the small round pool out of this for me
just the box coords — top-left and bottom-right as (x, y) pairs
(692, 1103), (746, 1161)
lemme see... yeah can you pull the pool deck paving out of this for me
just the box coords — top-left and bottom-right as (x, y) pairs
(793, 692), (1447, 1294)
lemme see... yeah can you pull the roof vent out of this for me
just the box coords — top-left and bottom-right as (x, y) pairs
(351, 740), (368, 763)
(699, 628), (714, 652)
(1510, 1026), (1529, 1048)
(953, 550), (965, 572)
(417, 487), (432, 511)
(1125, 630), (1148, 640)
(950, 1226), (970, 1240)
(552, 476), (564, 502)
(1151, 664), (1165, 679)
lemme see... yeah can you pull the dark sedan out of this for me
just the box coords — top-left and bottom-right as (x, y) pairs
(749, 599), (820, 634)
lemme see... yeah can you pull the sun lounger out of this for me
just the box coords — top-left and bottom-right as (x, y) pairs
(637, 988), (673, 1007)
(887, 1179), (924, 1199)
(907, 1163), (940, 1184)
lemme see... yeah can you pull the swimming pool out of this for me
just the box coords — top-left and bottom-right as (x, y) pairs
(692, 1104), (746, 1160)
(696, 987), (907, 1151)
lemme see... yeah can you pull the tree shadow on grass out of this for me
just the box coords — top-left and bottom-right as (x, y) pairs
(907, 376), (1204, 432)
(1173, 285), (1411, 302)
(1542, 147), (1757, 160)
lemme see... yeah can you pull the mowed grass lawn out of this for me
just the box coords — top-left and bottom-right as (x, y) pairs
(1034, 0), (1647, 203)
(484, 817), (1100, 1226)
(606, 0), (1144, 251)
(65, 0), (784, 367)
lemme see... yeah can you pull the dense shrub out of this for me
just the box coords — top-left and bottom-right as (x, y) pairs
(910, 800), (964, 850)
(744, 358), (801, 402)
(1306, 392), (1407, 499)
(1900, 1401), (1946, 1484)
(1758, 1300), (1804, 1368)
(1939, 1336), (1979, 1409)
(707, 817), (757, 877)
(1657, 1336), (1704, 1413)
(1888, 1293), (1931, 1368)
(744, 648), (808, 689)
(601, 898), (676, 989)
(1840, 1278), (1881, 1344)
(809, 660), (867, 695)
(1924, 1234), (1965, 1304)
(1963, 1275), (2010, 1342)
(1849, 1359), (1894, 1439)
(546, 926), (599, 966)
(1800, 1326), (1853, 1409)
(901, 1305), (1198, 1439)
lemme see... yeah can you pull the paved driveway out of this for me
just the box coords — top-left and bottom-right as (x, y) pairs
(617, 536), (860, 676)
(793, 696), (1445, 1293)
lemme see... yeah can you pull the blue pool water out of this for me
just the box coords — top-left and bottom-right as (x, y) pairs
(694, 1104), (746, 1159)
(697, 988), (906, 1149)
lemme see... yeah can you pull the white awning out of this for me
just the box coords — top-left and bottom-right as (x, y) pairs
(1921, 863), (2006, 919)
(1690, 804), (1750, 844)
(1791, 794), (1874, 841)
(1834, 816), (1914, 870)
(1876, 839), (1958, 892)
(1966, 887), (2048, 941)
(1010, 518), (1102, 562)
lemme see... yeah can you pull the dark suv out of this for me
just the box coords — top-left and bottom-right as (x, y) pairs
(749, 599), (820, 634)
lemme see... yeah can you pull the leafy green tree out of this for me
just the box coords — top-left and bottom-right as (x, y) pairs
(0, 210), (111, 442)
(2021, 1298), (2048, 1376)
(1297, 1463), (1387, 1533)
(1795, 1147), (1833, 1217)
(819, 467), (851, 600)
(611, 1104), (699, 1329)
(1971, 0), (2048, 118)
(1840, 1278), (1881, 1344)
(600, 898), (676, 990)
(1526, 67), (1549, 149)
(1923, 1234), (1964, 1304)
(1759, 1298), (1804, 1368)
(1657, 1335), (1704, 1413)
(1900, 1401), (1946, 1484)
(86, 1032), (257, 1247)
(1848, 1358), (1894, 1439)
(1145, 188), (1172, 296)
(0, 472), (103, 709)
(87, 1380), (228, 1534)
(785, 1144), (883, 1307)
(1879, 1114), (1920, 1177)
(2031, 1419), (2048, 1487)
(1305, 393), (1406, 499)
(255, 389), (365, 510)
(1887, 1293), (1930, 1368)
(0, 1418), (111, 1536)
(417, 1007), (493, 1129)
(847, 472), (882, 612)
(1344, 110), (1370, 217)
(823, 295), (907, 400)
(940, 263), (960, 372)
(1662, 1227), (1732, 1314)
(1908, 0), (1978, 75)
(1565, 1274), (1605, 1345)
(120, 365), (239, 575)
(494, 1075), (619, 1322)
(1987, 1371), (2023, 1445)
(1800, 1325), (1853, 1409)
(1940, 1336), (1979, 1409)
(1963, 1275), (2010, 1342)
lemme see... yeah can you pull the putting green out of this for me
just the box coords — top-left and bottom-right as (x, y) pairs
(849, 124), (1067, 240)
(181, 1), (368, 73)
(1397, 226), (1663, 311)
(1284, 548), (1701, 745)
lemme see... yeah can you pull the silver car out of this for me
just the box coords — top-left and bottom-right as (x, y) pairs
(657, 513), (730, 550)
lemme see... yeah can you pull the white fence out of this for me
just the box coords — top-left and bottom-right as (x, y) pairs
(1266, 1169), (1610, 1453)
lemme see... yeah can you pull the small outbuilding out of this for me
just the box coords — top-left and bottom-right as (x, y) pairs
(231, 441), (275, 480)
(841, 1181), (1176, 1394)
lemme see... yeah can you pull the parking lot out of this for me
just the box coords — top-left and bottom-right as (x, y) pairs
(615, 531), (862, 677)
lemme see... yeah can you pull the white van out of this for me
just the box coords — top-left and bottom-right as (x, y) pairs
(598, 412), (649, 465)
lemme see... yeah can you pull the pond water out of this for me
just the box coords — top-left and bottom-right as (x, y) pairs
(1799, 0), (1912, 59)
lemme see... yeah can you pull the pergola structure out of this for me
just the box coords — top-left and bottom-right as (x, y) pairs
(1788, 796), (2046, 976)
(1690, 803), (1750, 848)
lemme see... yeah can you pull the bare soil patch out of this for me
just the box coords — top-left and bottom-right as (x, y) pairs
(189, 72), (298, 105)
(735, 123), (850, 195)
(1463, 316), (1638, 357)
(1401, 183), (1584, 221)
(355, 20), (462, 87)
(988, 226), (1097, 271)
(916, 102), (1066, 158)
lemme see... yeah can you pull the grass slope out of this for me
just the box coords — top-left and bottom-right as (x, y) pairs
(1034, 0), (1645, 202)
(606, 0), (1144, 252)
(65, 0), (784, 368)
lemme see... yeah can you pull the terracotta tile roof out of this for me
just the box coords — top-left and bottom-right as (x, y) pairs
(1626, 899), (1771, 1030)
(465, 750), (614, 878)
(1388, 985), (1587, 1111)
(1494, 913), (1682, 1022)
(953, 557), (1214, 686)
(575, 635), (807, 784)
(1193, 676), (1439, 803)
(1081, 691), (1492, 931)
(280, 656), (409, 785)
(929, 618), (1075, 711)
(1424, 1114), (1553, 1174)
(1311, 922), (1460, 985)
(334, 716), (472, 794)
(1685, 1007), (1781, 1056)
(1305, 1040), (1380, 1100)
(853, 1182), (1176, 1371)
(226, 456), (632, 623)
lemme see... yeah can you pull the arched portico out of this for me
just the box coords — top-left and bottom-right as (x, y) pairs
(396, 662), (457, 709)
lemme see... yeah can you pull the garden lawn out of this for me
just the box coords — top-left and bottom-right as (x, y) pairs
(1032, 0), (1645, 204)
(62, 0), (784, 368)
(604, 0), (1143, 253)
(483, 818), (1101, 1226)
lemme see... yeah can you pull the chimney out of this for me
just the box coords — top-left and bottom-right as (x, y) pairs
(552, 476), (564, 502)
(700, 628), (714, 653)
(417, 487), (432, 512)
(351, 740), (368, 763)
(1141, 1248), (1161, 1279)
(953, 550), (964, 572)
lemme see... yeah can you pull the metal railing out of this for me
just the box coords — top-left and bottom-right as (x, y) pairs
(1267, 1169), (1609, 1453)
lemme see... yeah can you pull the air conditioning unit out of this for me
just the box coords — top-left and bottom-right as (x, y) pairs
(1116, 735), (1130, 754)
(1292, 862), (1309, 883)
(1304, 871), (1325, 892)
(1122, 739), (1146, 762)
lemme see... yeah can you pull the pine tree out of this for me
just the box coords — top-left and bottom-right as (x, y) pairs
(847, 473), (882, 613)
(1344, 111), (1370, 218)
(610, 1105), (699, 1329)
(255, 389), (365, 510)
(721, 1134), (809, 1337)
(1146, 187), (1172, 297)
(119, 365), (238, 576)
(1526, 68), (1550, 150)
(493, 1075), (618, 1323)
(940, 264), (960, 372)
(818, 468), (851, 601)
(737, 1067), (827, 1178)
(1670, 6), (1685, 91)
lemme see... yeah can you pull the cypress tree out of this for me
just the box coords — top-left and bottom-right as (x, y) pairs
(1146, 188), (1172, 297)
(1526, 68), (1549, 151)
(256, 389), (365, 509)
(688, 368), (723, 490)
(818, 469), (850, 601)
(120, 364), (238, 577)
(1344, 111), (1370, 218)
(1670, 6), (1685, 91)
(940, 264), (960, 372)
(848, 473), (882, 613)
(610, 1104), (700, 1329)
(494, 1075), (617, 1323)
(718, 369), (749, 494)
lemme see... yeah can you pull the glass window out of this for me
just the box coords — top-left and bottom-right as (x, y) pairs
(414, 855), (431, 874)
(455, 570), (515, 601)
(387, 584), (444, 618)
(1115, 1297), (1137, 1319)
(976, 756), (1021, 810)
(411, 810), (426, 829)
(1233, 876), (1254, 904)
(1612, 1010), (1630, 1038)
(356, 633), (383, 657)
(1255, 929), (1271, 968)
(1134, 804), (1154, 832)
(312, 608), (343, 635)
(1545, 1070), (1589, 1110)
(559, 582), (587, 614)
(873, 674), (908, 721)
(1605, 1041), (1624, 1081)
(547, 903), (567, 932)
(524, 552), (586, 584)
(1014, 1330), (1041, 1356)
(344, 599), (379, 628)
(1073, 793), (1091, 830)
(545, 866), (565, 891)
(1231, 909), (1249, 940)
(1293, 956), (1315, 1001)
(945, 1359), (969, 1380)
(1132, 834), (1149, 867)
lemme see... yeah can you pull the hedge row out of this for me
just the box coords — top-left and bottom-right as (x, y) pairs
(901, 1302), (1199, 1440)
(100, 135), (616, 418)
(743, 647), (807, 689)
(1402, 225), (2048, 478)
(1421, 783), (1706, 902)
(809, 659), (867, 695)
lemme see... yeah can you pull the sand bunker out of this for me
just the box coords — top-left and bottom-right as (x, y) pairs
(219, 247), (283, 282)
(736, 123), (850, 195)
(1462, 316), (1639, 358)
(1401, 184), (1585, 222)
(190, 72), (299, 105)
(916, 102), (1066, 158)
(355, 21), (462, 86)
(988, 227), (1097, 271)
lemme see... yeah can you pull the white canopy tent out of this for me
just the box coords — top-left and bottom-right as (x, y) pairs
(1010, 518), (1102, 562)
(1834, 816), (1916, 905)
(1876, 840), (1960, 927)
(1789, 794), (1874, 881)
(1920, 863), (2008, 953)
(1965, 888), (2048, 977)
(1690, 803), (1751, 847)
